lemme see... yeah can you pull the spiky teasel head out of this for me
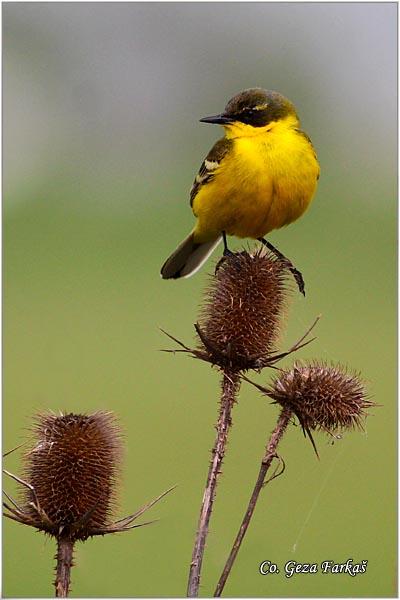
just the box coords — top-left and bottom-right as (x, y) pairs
(262, 362), (374, 444)
(196, 249), (292, 370)
(22, 411), (121, 541)
(4, 411), (174, 542)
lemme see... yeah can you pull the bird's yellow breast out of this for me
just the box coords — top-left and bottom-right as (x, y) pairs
(192, 117), (319, 243)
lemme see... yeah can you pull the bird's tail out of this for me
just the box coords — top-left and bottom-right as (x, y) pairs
(161, 231), (222, 279)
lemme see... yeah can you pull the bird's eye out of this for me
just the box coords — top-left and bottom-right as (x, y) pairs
(247, 109), (254, 116)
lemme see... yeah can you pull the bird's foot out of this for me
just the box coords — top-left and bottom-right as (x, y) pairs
(215, 246), (244, 276)
(289, 266), (305, 296)
(214, 251), (232, 275)
(259, 238), (305, 296)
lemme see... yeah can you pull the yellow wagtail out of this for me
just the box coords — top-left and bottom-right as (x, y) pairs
(161, 88), (320, 294)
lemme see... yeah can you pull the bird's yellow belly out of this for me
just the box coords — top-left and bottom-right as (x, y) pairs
(193, 132), (319, 243)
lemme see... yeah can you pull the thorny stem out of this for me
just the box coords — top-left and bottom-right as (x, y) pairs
(214, 406), (292, 597)
(55, 538), (74, 598)
(187, 370), (240, 597)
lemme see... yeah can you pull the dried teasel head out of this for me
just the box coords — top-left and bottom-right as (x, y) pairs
(4, 411), (174, 541)
(23, 411), (121, 540)
(196, 249), (292, 370)
(261, 362), (374, 450)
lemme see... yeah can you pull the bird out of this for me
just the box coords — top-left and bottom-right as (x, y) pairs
(160, 88), (320, 294)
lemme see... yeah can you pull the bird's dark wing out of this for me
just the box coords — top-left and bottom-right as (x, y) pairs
(190, 138), (233, 207)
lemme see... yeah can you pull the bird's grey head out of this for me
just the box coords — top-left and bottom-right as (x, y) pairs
(200, 88), (298, 128)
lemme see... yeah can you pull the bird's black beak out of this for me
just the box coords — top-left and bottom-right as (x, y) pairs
(199, 113), (233, 125)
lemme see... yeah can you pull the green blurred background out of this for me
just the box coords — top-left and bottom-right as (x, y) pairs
(3, 3), (397, 597)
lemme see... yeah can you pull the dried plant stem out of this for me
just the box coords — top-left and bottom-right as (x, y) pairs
(214, 406), (292, 597)
(187, 370), (240, 597)
(55, 538), (74, 597)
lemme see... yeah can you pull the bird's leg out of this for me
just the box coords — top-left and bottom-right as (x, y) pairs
(259, 238), (305, 296)
(215, 232), (234, 275)
(222, 231), (234, 257)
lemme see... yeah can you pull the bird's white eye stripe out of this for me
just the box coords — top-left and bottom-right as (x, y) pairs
(204, 159), (220, 170)
(253, 103), (269, 111)
(238, 103), (269, 113)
